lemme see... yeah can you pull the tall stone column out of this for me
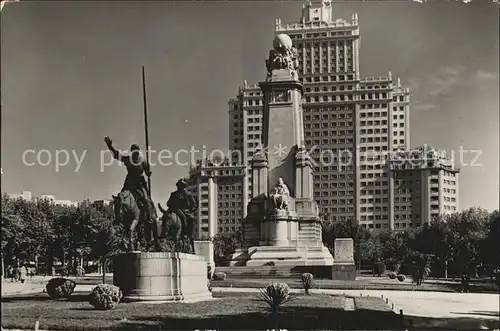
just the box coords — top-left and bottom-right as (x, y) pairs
(250, 151), (268, 198)
(294, 148), (314, 200)
(207, 176), (217, 239)
(242, 167), (249, 218)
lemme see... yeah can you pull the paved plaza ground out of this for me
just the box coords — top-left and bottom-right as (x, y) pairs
(2, 276), (499, 330)
(2, 275), (499, 320)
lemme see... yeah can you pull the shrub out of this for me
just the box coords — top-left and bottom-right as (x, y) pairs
(88, 284), (122, 310)
(301, 273), (314, 295)
(373, 262), (386, 277)
(212, 272), (227, 281)
(397, 274), (406, 282)
(257, 282), (293, 315)
(46, 278), (76, 299)
(411, 266), (431, 285)
(388, 272), (397, 279)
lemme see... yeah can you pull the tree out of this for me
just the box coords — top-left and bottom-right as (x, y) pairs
(213, 232), (241, 266)
(380, 230), (411, 272)
(481, 210), (500, 279)
(445, 208), (489, 290)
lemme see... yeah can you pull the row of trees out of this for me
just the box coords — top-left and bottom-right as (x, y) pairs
(321, 207), (499, 281)
(2, 193), (499, 283)
(212, 207), (499, 283)
(1, 194), (122, 281)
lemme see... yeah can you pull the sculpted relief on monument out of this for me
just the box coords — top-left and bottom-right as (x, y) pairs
(265, 34), (299, 79)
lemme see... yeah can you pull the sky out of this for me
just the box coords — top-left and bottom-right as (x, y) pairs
(1, 0), (499, 211)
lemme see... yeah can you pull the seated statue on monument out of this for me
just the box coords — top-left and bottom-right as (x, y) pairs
(269, 177), (290, 210)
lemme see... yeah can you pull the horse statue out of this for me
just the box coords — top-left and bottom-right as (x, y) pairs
(157, 203), (196, 254)
(112, 190), (161, 252)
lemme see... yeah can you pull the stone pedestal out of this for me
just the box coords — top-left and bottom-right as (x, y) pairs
(332, 238), (356, 280)
(113, 252), (212, 302)
(332, 263), (357, 280)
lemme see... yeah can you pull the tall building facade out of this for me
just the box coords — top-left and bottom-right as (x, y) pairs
(390, 146), (460, 230)
(192, 0), (457, 235)
(187, 159), (247, 239)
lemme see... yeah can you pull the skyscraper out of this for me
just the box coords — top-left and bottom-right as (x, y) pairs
(191, 0), (456, 236)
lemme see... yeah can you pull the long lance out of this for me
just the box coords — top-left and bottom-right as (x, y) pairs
(142, 66), (152, 196)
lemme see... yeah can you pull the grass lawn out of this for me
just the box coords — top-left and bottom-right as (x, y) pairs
(211, 277), (456, 292)
(71, 275), (498, 293)
(1, 292), (402, 330)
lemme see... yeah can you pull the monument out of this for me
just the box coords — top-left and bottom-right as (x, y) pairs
(332, 238), (356, 280)
(230, 34), (334, 276)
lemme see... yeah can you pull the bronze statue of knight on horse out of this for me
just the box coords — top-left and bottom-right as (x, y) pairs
(104, 137), (197, 254)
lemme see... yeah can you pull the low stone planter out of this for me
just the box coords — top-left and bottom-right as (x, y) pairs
(113, 252), (212, 303)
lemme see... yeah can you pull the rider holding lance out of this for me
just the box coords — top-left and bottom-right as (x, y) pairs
(104, 136), (156, 219)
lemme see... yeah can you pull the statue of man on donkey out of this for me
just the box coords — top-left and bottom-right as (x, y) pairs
(104, 137), (197, 254)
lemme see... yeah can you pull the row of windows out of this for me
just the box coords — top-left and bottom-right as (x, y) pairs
(305, 113), (353, 120)
(314, 190), (354, 197)
(306, 130), (354, 137)
(305, 95), (355, 103)
(218, 210), (241, 216)
(361, 198), (389, 203)
(296, 41), (353, 51)
(290, 31), (354, 39)
(313, 174), (355, 181)
(306, 85), (354, 92)
(359, 139), (389, 146)
(218, 185), (241, 191)
(314, 182), (356, 188)
(305, 105), (354, 112)
(361, 189), (390, 195)
(300, 65), (355, 73)
(246, 99), (262, 106)
(359, 103), (389, 109)
(306, 139), (354, 146)
(359, 164), (386, 170)
(305, 122), (353, 128)
(218, 203), (243, 209)
(360, 111), (388, 118)
(360, 120), (389, 126)
(361, 83), (390, 90)
(313, 165), (356, 172)
(217, 194), (242, 199)
(217, 219), (240, 225)
(360, 128), (391, 134)
(302, 75), (355, 82)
